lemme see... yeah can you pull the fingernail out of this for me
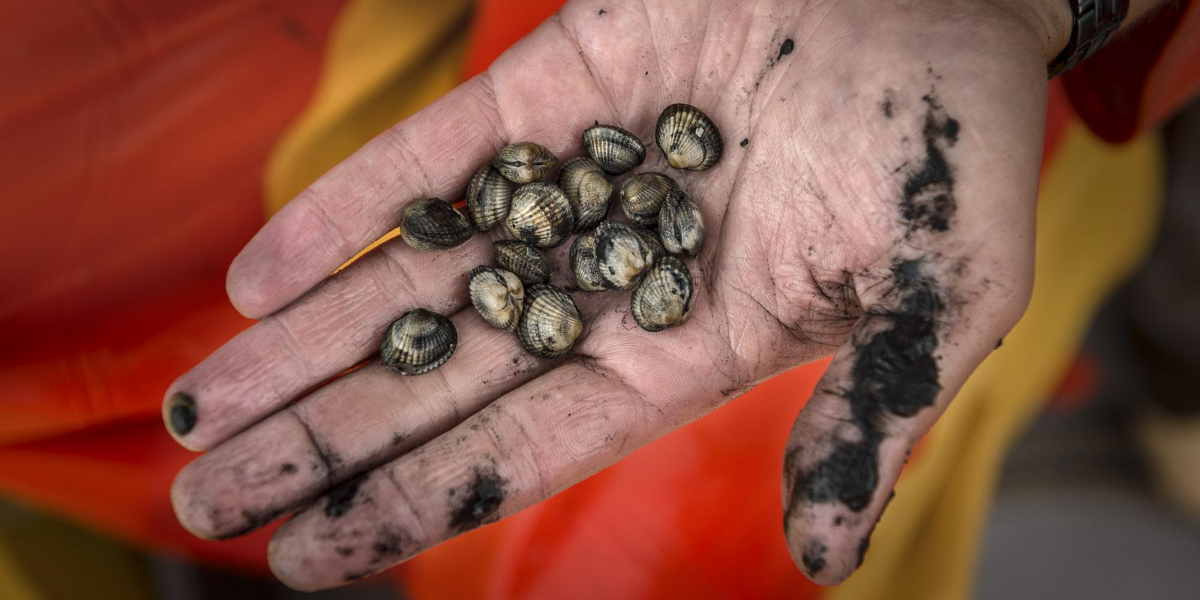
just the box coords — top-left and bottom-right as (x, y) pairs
(167, 392), (198, 435)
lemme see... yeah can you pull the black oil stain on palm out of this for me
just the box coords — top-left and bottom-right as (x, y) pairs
(786, 260), (943, 523)
(598, 8), (606, 16)
(740, 138), (749, 148)
(448, 467), (508, 532)
(777, 38), (795, 61)
(899, 92), (960, 234)
(167, 392), (197, 435)
(325, 473), (369, 518)
(280, 462), (298, 475)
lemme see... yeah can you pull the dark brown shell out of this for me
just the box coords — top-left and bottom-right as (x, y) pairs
(631, 257), (693, 332)
(466, 164), (515, 231)
(594, 221), (654, 292)
(582, 124), (646, 175)
(506, 182), (575, 248)
(380, 309), (457, 374)
(619, 172), (676, 228)
(655, 104), (723, 171)
(400, 198), (473, 252)
(469, 266), (524, 331)
(569, 229), (606, 291)
(518, 284), (583, 359)
(556, 157), (613, 232)
(658, 188), (706, 258)
(492, 142), (559, 184)
(494, 240), (550, 285)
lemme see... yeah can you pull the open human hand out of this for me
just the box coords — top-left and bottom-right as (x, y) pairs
(166, 0), (1054, 589)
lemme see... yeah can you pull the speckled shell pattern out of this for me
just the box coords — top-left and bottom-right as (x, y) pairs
(658, 188), (706, 258)
(569, 229), (607, 291)
(492, 142), (559, 184)
(619, 172), (676, 228)
(380, 308), (458, 374)
(506, 182), (576, 248)
(518, 284), (584, 359)
(494, 240), (550, 286)
(469, 266), (525, 331)
(556, 157), (613, 232)
(631, 257), (694, 332)
(466, 164), (516, 231)
(655, 104), (723, 171)
(582, 124), (646, 175)
(400, 198), (473, 252)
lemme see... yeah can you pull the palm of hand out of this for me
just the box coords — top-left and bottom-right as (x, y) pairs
(167, 0), (1046, 590)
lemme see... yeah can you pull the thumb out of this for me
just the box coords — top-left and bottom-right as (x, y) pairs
(781, 254), (1030, 585)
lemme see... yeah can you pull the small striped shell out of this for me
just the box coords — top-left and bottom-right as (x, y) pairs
(619, 172), (676, 227)
(469, 266), (524, 331)
(631, 257), (694, 332)
(506, 182), (575, 248)
(582, 124), (646, 175)
(466, 164), (515, 231)
(594, 221), (654, 292)
(569, 229), (606, 291)
(492, 142), (559, 184)
(655, 104), (723, 171)
(556, 157), (612, 232)
(494, 240), (550, 285)
(658, 188), (706, 258)
(400, 198), (473, 252)
(380, 309), (457, 375)
(518, 284), (584, 359)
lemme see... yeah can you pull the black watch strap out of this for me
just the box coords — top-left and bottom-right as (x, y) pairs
(1047, 0), (1131, 78)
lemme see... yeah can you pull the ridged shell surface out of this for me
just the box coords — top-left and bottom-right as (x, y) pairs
(569, 229), (606, 291)
(494, 240), (550, 285)
(582, 125), (646, 175)
(380, 309), (458, 374)
(658, 188), (706, 258)
(631, 257), (694, 332)
(619, 172), (675, 227)
(466, 164), (515, 231)
(469, 266), (524, 331)
(594, 221), (653, 292)
(632, 227), (666, 263)
(655, 104), (723, 171)
(556, 157), (613, 231)
(492, 142), (559, 184)
(506, 182), (575, 248)
(518, 285), (583, 359)
(400, 198), (473, 251)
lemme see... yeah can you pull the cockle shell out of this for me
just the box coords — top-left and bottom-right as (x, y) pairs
(518, 284), (584, 359)
(492, 142), (559, 184)
(656, 104), (723, 171)
(381, 309), (457, 374)
(631, 257), (694, 332)
(506, 182), (575, 247)
(619, 172), (676, 228)
(569, 229), (606, 291)
(494, 240), (550, 285)
(582, 124), (646, 175)
(556, 157), (613, 232)
(400, 198), (473, 252)
(658, 188), (706, 258)
(466, 164), (515, 231)
(593, 221), (654, 292)
(469, 266), (525, 331)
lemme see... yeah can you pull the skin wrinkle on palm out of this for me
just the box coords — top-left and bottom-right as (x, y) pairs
(160, 0), (1170, 591)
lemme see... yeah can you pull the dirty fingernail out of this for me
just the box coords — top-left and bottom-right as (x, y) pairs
(166, 392), (198, 435)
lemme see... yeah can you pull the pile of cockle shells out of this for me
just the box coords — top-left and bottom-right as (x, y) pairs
(380, 104), (721, 375)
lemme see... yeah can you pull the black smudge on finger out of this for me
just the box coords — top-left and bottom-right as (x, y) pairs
(787, 260), (943, 520)
(167, 392), (197, 435)
(777, 38), (795, 61)
(325, 473), (369, 518)
(899, 90), (960, 234)
(448, 466), (507, 533)
(802, 542), (827, 576)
